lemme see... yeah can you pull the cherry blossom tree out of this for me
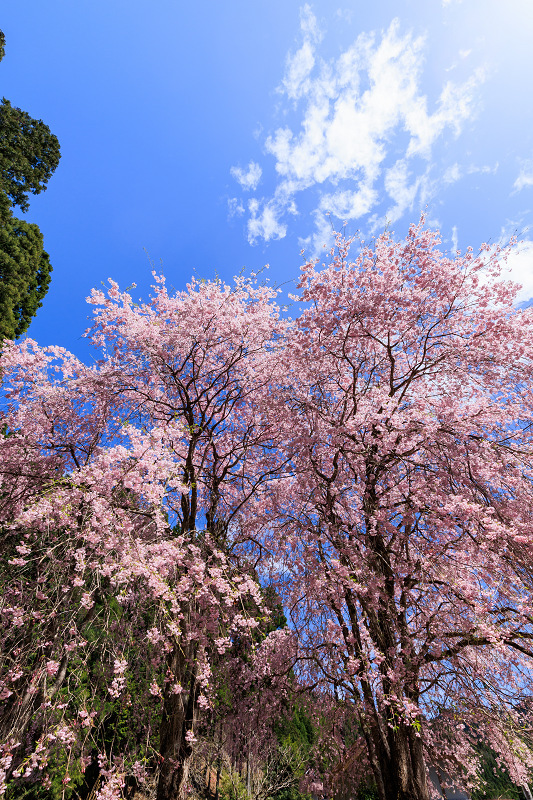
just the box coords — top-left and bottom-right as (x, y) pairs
(4, 218), (533, 800)
(260, 219), (533, 800)
(0, 274), (284, 800)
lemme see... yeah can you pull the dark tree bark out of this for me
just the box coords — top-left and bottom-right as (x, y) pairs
(156, 639), (200, 800)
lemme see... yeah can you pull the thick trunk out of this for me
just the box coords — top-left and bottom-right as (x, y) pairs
(344, 585), (429, 800)
(322, 456), (431, 800)
(362, 489), (429, 799)
(156, 642), (199, 800)
(368, 718), (429, 800)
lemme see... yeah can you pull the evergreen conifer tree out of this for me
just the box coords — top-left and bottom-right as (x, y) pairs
(0, 30), (60, 341)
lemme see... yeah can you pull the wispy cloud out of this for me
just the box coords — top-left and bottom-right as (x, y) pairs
(233, 7), (484, 249)
(503, 240), (533, 302)
(443, 163), (462, 184)
(451, 225), (459, 254)
(247, 198), (287, 243)
(230, 161), (263, 191)
(227, 197), (245, 217)
(513, 160), (533, 193)
(335, 8), (354, 24)
(467, 163), (498, 175)
(384, 159), (423, 223)
(282, 4), (323, 100)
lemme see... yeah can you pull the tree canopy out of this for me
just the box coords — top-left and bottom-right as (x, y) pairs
(0, 97), (60, 217)
(1, 220), (533, 800)
(0, 30), (59, 341)
(0, 216), (52, 340)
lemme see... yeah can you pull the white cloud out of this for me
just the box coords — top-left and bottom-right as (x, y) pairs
(227, 197), (245, 217)
(384, 159), (422, 223)
(513, 160), (533, 193)
(230, 161), (262, 191)
(405, 67), (484, 159)
(451, 225), (459, 254)
(282, 4), (323, 100)
(467, 162), (499, 175)
(443, 163), (462, 184)
(287, 200), (298, 215)
(247, 198), (287, 244)
(504, 240), (533, 302)
(446, 47), (472, 73)
(319, 184), (378, 220)
(298, 208), (335, 256)
(480, 225), (533, 304)
(335, 8), (354, 24)
(283, 40), (316, 100)
(300, 3), (322, 42)
(233, 9), (484, 248)
(266, 21), (436, 191)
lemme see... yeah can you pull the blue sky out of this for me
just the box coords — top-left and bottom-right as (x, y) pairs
(2, 0), (533, 358)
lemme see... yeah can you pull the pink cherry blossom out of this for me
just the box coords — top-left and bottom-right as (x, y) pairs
(3, 219), (533, 800)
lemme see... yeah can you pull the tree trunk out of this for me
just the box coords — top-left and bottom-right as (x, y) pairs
(369, 717), (429, 800)
(214, 722), (222, 800)
(156, 641), (199, 800)
(246, 748), (252, 799)
(360, 484), (430, 800)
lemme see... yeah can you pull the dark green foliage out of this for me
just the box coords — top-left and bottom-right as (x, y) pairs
(471, 743), (523, 800)
(273, 705), (315, 800)
(354, 783), (379, 800)
(261, 585), (288, 635)
(0, 187), (11, 223)
(0, 216), (52, 340)
(5, 751), (86, 800)
(0, 98), (60, 215)
(275, 705), (315, 751)
(0, 29), (59, 342)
